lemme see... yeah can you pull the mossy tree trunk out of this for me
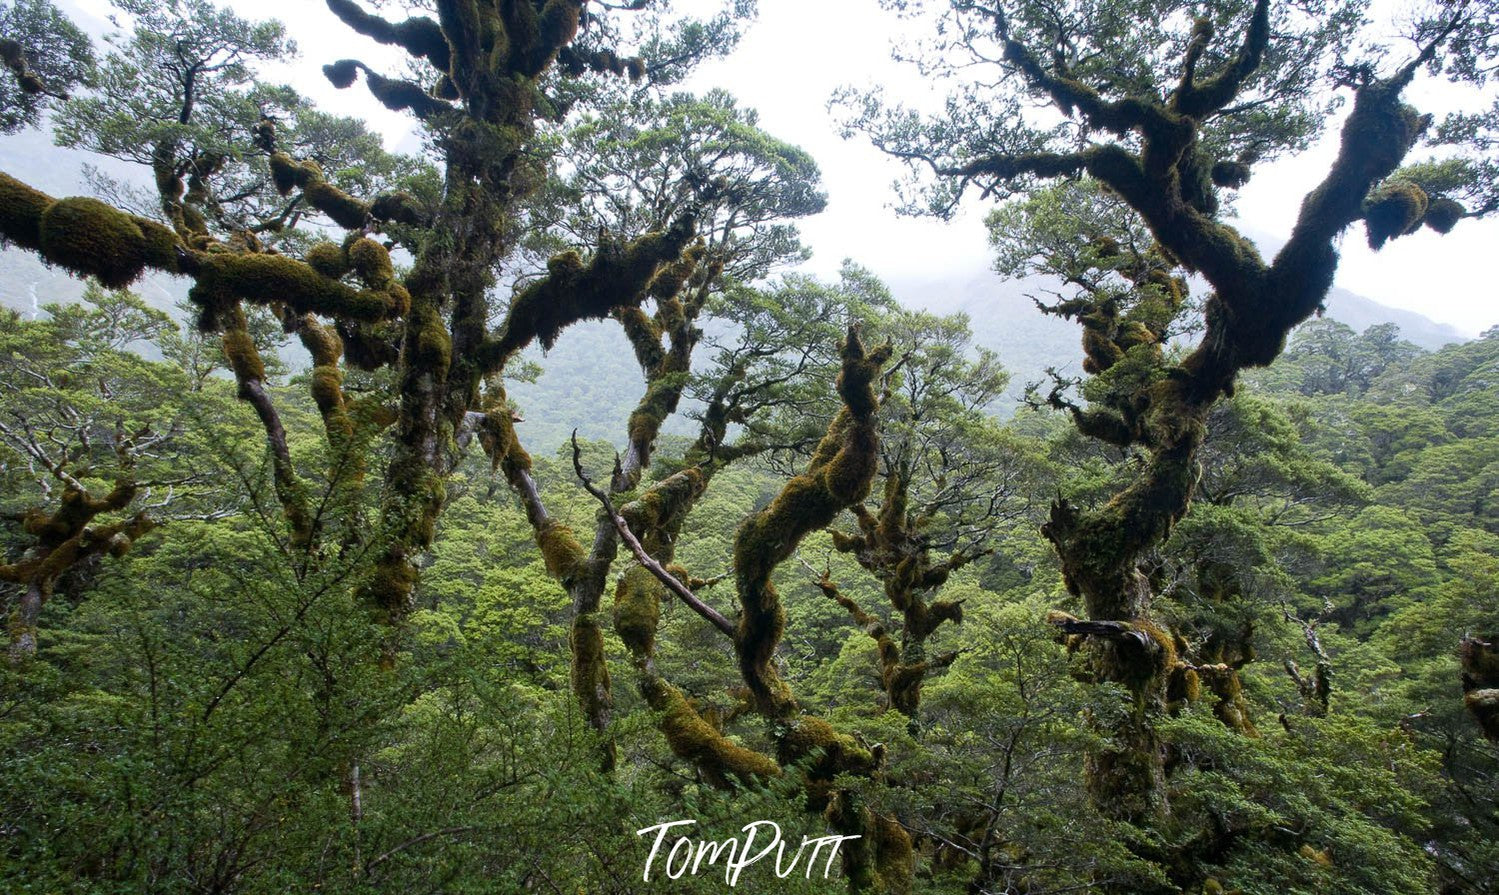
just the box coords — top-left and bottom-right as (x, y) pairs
(728, 332), (915, 894)
(574, 330), (913, 893)
(0, 2), (707, 651)
(903, 0), (1466, 826)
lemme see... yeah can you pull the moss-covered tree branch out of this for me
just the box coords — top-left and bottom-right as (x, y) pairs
(733, 328), (890, 718)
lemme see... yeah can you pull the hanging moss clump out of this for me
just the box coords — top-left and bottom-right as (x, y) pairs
(538, 0), (584, 48)
(1423, 196), (1465, 234)
(1197, 663), (1257, 735)
(15, 194), (180, 289)
(1166, 664), (1202, 710)
(1362, 181), (1428, 249)
(1210, 160), (1251, 188)
(536, 520), (585, 583)
(0, 172), (54, 250)
(613, 566), (662, 659)
(364, 69), (449, 118)
(0, 38), (44, 94)
(872, 813), (915, 895)
(323, 58), (360, 89)
(323, 0), (450, 70)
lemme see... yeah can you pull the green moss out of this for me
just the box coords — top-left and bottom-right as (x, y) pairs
(1177, 150), (1221, 216)
(872, 814), (914, 895)
(487, 217), (696, 365)
(1363, 180), (1428, 249)
(1082, 326), (1125, 374)
(1136, 619), (1176, 671)
(304, 241), (350, 278)
(1423, 196), (1465, 234)
(777, 715), (876, 777)
(221, 325), (266, 383)
(536, 520), (585, 582)
(570, 613), (611, 712)
(301, 319), (347, 416)
(269, 151), (369, 228)
(408, 302), (451, 375)
(37, 197), (178, 289)
(626, 377), (687, 452)
(309, 366), (344, 413)
(339, 320), (401, 369)
(623, 468), (705, 535)
(733, 334), (888, 714)
(648, 243), (703, 300)
(348, 237), (394, 286)
(0, 172), (53, 251)
(1183, 667), (1202, 702)
(641, 675), (781, 786)
(269, 151), (314, 195)
(615, 306), (664, 370)
(1198, 663), (1257, 735)
(1210, 160), (1251, 188)
(370, 191), (426, 226)
(193, 253), (390, 323)
(613, 566), (661, 658)
(886, 663), (927, 717)
(365, 557), (420, 624)
(305, 180), (370, 230)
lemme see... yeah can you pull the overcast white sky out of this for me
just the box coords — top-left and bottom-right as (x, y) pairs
(67, 0), (1499, 335)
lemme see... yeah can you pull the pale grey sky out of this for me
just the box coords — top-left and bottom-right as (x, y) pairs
(68, 0), (1499, 335)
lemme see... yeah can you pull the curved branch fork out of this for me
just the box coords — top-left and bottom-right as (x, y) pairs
(570, 433), (735, 638)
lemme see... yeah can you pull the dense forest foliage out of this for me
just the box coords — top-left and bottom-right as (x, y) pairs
(0, 0), (1496, 893)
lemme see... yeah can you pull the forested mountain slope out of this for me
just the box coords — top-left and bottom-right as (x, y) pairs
(4, 290), (1496, 894)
